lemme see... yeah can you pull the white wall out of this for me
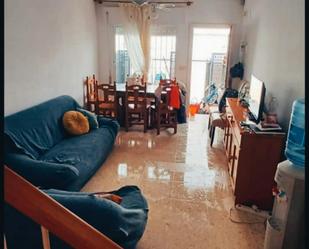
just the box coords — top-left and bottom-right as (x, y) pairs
(242, 0), (305, 130)
(5, 0), (99, 115)
(95, 0), (244, 97)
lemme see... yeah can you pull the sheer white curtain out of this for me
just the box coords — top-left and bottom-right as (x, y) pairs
(139, 5), (151, 82)
(120, 4), (151, 81)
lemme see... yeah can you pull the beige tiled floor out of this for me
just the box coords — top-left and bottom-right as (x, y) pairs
(83, 114), (266, 249)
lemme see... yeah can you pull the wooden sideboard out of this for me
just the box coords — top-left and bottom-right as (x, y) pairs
(224, 98), (285, 210)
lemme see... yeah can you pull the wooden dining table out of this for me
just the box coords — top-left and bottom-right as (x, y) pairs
(115, 83), (161, 127)
(115, 83), (161, 96)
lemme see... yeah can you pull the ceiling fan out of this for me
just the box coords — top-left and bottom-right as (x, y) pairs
(132, 0), (149, 5)
(95, 0), (193, 8)
(131, 0), (176, 6)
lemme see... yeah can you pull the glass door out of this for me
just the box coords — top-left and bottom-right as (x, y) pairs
(189, 26), (231, 103)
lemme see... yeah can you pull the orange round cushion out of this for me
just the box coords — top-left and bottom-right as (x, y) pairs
(63, 111), (89, 135)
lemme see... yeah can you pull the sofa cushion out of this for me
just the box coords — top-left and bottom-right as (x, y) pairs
(62, 111), (90, 135)
(97, 116), (120, 137)
(47, 186), (148, 249)
(4, 95), (79, 159)
(4, 153), (79, 189)
(39, 126), (116, 191)
(77, 108), (99, 129)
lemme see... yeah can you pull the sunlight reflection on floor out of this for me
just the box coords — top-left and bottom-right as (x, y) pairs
(83, 114), (265, 249)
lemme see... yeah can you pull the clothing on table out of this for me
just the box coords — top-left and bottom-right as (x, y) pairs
(169, 84), (181, 109)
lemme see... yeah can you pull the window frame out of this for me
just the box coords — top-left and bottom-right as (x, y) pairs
(113, 25), (177, 84)
(149, 25), (177, 83)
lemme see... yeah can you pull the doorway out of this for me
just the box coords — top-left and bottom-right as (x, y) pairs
(189, 26), (231, 104)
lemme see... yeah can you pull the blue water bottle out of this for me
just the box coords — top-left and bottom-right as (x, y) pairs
(285, 99), (305, 167)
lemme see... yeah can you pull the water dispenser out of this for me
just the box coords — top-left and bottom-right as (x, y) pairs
(264, 99), (305, 249)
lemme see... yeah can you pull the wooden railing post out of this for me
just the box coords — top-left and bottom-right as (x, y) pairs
(4, 235), (7, 249)
(41, 226), (51, 249)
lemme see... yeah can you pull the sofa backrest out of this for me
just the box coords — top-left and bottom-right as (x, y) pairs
(4, 95), (80, 159)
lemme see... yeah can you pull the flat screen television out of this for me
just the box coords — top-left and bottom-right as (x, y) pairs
(248, 74), (266, 123)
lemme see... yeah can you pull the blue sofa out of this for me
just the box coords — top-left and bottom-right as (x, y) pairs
(4, 95), (148, 249)
(4, 95), (119, 191)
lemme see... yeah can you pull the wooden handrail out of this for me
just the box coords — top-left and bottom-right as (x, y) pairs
(4, 166), (122, 249)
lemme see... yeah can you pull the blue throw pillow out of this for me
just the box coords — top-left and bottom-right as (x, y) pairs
(76, 108), (99, 129)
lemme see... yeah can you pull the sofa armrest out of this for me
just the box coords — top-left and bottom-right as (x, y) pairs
(97, 116), (120, 137)
(4, 153), (79, 189)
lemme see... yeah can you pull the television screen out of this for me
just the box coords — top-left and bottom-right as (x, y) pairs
(248, 75), (265, 123)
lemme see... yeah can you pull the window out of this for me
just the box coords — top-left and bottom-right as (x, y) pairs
(149, 26), (176, 83)
(189, 27), (230, 102)
(115, 27), (131, 84)
(114, 26), (176, 84)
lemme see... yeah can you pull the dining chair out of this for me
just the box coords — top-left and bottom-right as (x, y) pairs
(159, 78), (176, 87)
(124, 82), (149, 132)
(208, 85), (241, 147)
(95, 81), (117, 118)
(148, 78), (176, 122)
(153, 84), (178, 135)
(84, 75), (97, 112)
(208, 112), (228, 147)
